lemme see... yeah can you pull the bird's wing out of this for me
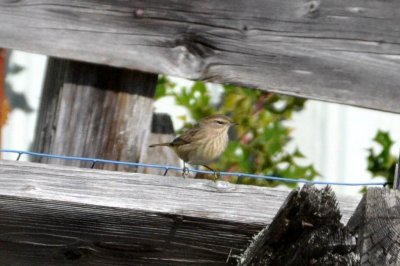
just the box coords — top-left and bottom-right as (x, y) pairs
(170, 126), (200, 146)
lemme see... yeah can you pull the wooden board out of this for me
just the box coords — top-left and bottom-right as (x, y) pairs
(1, 0), (400, 112)
(0, 159), (360, 264)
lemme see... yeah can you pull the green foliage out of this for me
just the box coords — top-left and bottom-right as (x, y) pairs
(155, 76), (176, 99)
(367, 130), (397, 188)
(155, 77), (319, 187)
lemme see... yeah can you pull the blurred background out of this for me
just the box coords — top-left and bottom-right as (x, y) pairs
(2, 50), (400, 195)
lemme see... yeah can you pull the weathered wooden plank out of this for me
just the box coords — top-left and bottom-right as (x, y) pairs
(348, 188), (400, 266)
(0, 160), (359, 264)
(0, 195), (260, 265)
(0, 160), (359, 224)
(32, 58), (157, 172)
(0, 160), (288, 225)
(1, 0), (400, 112)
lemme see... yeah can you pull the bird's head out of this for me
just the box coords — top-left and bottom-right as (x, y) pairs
(199, 114), (236, 133)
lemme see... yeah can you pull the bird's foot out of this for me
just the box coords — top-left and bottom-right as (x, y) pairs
(202, 165), (220, 181)
(182, 166), (190, 178)
(213, 171), (221, 181)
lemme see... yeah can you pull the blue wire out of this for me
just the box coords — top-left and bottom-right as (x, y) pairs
(0, 149), (387, 187)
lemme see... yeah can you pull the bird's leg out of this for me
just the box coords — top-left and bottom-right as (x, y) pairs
(182, 162), (190, 178)
(202, 165), (221, 181)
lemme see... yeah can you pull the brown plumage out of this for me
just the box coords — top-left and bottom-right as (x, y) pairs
(149, 114), (235, 172)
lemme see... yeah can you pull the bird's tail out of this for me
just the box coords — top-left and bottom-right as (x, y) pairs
(149, 143), (170, 148)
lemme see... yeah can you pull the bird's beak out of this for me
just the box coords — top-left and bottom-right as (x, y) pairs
(231, 122), (238, 127)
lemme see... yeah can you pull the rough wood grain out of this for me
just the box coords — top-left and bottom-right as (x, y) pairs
(32, 58), (157, 172)
(0, 160), (360, 264)
(0, 195), (260, 265)
(1, 0), (400, 112)
(0, 48), (5, 149)
(239, 185), (358, 265)
(348, 188), (400, 266)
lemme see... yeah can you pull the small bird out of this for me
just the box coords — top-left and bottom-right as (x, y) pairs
(149, 114), (235, 178)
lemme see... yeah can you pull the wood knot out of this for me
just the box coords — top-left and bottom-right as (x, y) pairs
(174, 33), (217, 59)
(241, 24), (248, 33)
(307, 0), (320, 18)
(167, 32), (218, 78)
(308, 1), (319, 12)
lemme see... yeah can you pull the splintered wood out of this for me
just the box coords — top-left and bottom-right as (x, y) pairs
(240, 185), (358, 265)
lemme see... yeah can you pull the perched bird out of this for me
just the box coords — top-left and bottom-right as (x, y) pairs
(149, 114), (235, 178)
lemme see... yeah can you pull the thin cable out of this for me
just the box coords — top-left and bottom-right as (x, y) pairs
(0, 149), (387, 187)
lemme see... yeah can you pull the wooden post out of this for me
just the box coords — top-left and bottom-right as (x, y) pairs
(239, 185), (358, 265)
(393, 149), (400, 189)
(0, 48), (6, 150)
(347, 188), (400, 265)
(395, 164), (400, 189)
(32, 58), (157, 171)
(142, 113), (180, 176)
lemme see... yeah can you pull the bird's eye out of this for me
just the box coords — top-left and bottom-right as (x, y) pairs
(216, 120), (224, 125)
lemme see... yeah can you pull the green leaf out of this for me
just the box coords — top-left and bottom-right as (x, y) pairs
(366, 130), (397, 189)
(155, 75), (176, 99)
